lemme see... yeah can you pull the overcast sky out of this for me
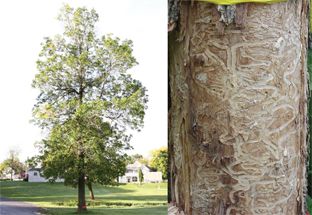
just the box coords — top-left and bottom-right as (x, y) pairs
(0, 0), (167, 162)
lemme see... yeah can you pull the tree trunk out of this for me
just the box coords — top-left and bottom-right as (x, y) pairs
(77, 153), (87, 213)
(87, 181), (95, 200)
(77, 172), (86, 212)
(169, 1), (308, 215)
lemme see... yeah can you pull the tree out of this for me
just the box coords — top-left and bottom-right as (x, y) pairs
(138, 168), (144, 184)
(32, 5), (147, 213)
(0, 163), (5, 178)
(125, 153), (149, 165)
(126, 153), (143, 164)
(169, 1), (308, 214)
(149, 147), (167, 180)
(25, 156), (40, 169)
(139, 157), (149, 166)
(1, 150), (24, 181)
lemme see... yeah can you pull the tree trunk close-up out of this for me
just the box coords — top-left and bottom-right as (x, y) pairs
(77, 172), (86, 212)
(169, 1), (308, 214)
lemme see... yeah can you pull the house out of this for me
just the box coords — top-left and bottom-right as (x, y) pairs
(27, 168), (64, 182)
(118, 161), (162, 183)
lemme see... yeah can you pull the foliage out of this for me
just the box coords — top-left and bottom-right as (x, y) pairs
(149, 147), (168, 180)
(25, 156), (40, 169)
(0, 181), (167, 215)
(138, 168), (144, 184)
(1, 150), (24, 180)
(0, 162), (6, 178)
(126, 154), (142, 164)
(126, 154), (148, 165)
(31, 5), (147, 210)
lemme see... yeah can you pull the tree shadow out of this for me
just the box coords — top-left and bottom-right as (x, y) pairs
(41, 206), (167, 215)
(95, 195), (166, 202)
(0, 197), (40, 214)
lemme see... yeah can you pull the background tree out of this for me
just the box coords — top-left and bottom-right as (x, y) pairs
(138, 168), (144, 184)
(169, 1), (308, 214)
(0, 163), (5, 178)
(131, 153), (144, 161)
(1, 150), (24, 181)
(126, 153), (142, 164)
(32, 5), (147, 213)
(139, 157), (149, 166)
(25, 156), (40, 169)
(126, 153), (149, 165)
(149, 147), (167, 180)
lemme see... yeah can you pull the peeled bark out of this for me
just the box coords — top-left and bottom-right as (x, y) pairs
(169, 1), (308, 214)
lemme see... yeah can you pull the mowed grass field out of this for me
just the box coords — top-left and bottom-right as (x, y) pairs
(308, 195), (312, 214)
(0, 181), (167, 215)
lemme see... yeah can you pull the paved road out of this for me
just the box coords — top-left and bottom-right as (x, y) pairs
(0, 197), (41, 215)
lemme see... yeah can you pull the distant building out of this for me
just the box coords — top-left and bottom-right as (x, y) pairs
(27, 168), (64, 182)
(119, 161), (162, 183)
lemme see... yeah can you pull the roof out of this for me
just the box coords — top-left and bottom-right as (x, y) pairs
(127, 161), (143, 168)
(127, 161), (151, 171)
(126, 161), (160, 172)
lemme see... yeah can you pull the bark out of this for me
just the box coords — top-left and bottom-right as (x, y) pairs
(77, 63), (87, 212)
(169, 1), (308, 215)
(77, 153), (87, 213)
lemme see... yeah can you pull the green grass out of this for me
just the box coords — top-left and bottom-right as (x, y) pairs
(41, 206), (166, 215)
(0, 181), (167, 215)
(308, 195), (312, 214)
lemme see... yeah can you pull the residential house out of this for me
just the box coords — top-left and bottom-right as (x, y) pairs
(119, 161), (162, 183)
(27, 168), (64, 182)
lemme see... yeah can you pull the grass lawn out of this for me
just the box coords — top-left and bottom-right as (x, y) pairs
(0, 181), (167, 215)
(308, 195), (312, 214)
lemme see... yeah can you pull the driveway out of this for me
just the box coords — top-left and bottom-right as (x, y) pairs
(0, 197), (41, 215)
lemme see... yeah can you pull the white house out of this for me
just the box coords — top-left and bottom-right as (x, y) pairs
(27, 168), (64, 182)
(118, 161), (162, 183)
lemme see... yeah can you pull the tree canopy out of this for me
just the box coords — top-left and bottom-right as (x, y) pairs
(1, 150), (24, 181)
(149, 147), (167, 180)
(32, 5), (148, 212)
(126, 153), (148, 165)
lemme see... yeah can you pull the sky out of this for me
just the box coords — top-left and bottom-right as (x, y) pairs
(0, 0), (167, 162)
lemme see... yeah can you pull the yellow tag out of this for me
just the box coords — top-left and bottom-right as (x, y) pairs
(198, 0), (287, 5)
